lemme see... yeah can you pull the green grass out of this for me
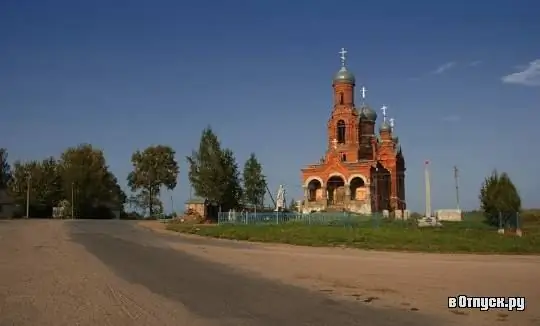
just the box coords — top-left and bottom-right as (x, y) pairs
(166, 213), (540, 254)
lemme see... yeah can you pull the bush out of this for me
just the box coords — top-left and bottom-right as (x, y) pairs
(120, 211), (143, 220)
(479, 170), (521, 227)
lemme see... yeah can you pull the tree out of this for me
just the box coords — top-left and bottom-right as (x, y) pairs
(288, 198), (297, 211)
(30, 157), (63, 210)
(187, 127), (224, 204)
(127, 191), (164, 217)
(187, 126), (242, 211)
(8, 160), (36, 206)
(5, 145), (124, 218)
(242, 153), (267, 208)
(0, 148), (11, 189)
(220, 149), (243, 211)
(479, 170), (521, 227)
(59, 144), (125, 218)
(7, 158), (63, 217)
(127, 145), (179, 217)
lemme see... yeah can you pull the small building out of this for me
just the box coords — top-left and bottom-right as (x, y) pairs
(185, 197), (207, 217)
(184, 197), (219, 222)
(0, 189), (17, 219)
(435, 209), (462, 222)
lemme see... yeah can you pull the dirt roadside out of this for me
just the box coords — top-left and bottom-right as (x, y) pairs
(139, 221), (540, 326)
(0, 220), (219, 326)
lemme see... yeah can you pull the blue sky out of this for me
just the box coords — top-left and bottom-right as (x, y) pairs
(1, 0), (539, 213)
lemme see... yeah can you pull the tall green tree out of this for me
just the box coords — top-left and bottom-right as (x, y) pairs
(8, 160), (36, 205)
(187, 127), (224, 203)
(479, 170), (521, 227)
(8, 158), (63, 216)
(187, 126), (242, 211)
(59, 144), (125, 217)
(220, 149), (243, 211)
(30, 157), (63, 209)
(0, 148), (11, 189)
(127, 145), (179, 217)
(242, 153), (266, 208)
(127, 190), (164, 217)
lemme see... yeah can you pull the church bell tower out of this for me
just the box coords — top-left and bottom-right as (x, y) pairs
(327, 48), (360, 162)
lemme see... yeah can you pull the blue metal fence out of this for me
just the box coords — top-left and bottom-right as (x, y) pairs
(217, 211), (385, 227)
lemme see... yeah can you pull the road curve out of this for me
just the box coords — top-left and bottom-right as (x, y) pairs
(0, 220), (441, 326)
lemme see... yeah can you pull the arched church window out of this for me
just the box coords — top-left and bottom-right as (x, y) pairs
(337, 120), (346, 144)
(339, 92), (344, 105)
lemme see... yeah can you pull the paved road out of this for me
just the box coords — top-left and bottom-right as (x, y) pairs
(0, 220), (441, 326)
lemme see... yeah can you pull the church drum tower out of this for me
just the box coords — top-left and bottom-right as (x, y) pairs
(300, 48), (406, 214)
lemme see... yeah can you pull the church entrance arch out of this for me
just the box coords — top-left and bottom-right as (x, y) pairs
(307, 179), (322, 202)
(327, 175), (345, 205)
(350, 177), (366, 201)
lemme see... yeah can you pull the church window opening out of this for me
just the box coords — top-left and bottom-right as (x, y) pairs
(337, 120), (346, 144)
(341, 153), (347, 162)
(339, 92), (344, 105)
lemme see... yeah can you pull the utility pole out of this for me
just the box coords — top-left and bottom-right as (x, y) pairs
(424, 160), (432, 217)
(170, 195), (174, 214)
(25, 173), (31, 218)
(454, 165), (460, 211)
(71, 182), (75, 219)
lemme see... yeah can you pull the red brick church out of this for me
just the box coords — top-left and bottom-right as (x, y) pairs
(300, 48), (406, 214)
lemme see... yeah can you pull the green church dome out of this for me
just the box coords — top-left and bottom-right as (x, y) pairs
(333, 66), (356, 84)
(359, 104), (377, 121)
(380, 120), (391, 132)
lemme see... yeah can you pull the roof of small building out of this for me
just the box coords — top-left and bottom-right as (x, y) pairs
(185, 197), (206, 204)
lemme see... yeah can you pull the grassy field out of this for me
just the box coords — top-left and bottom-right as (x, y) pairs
(166, 211), (540, 254)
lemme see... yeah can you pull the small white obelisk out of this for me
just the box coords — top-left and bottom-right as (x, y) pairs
(424, 160), (432, 218)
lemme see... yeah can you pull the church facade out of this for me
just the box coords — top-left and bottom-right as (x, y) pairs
(300, 49), (406, 214)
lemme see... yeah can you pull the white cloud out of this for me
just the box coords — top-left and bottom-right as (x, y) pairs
(432, 62), (456, 74)
(501, 59), (540, 86)
(469, 60), (482, 67)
